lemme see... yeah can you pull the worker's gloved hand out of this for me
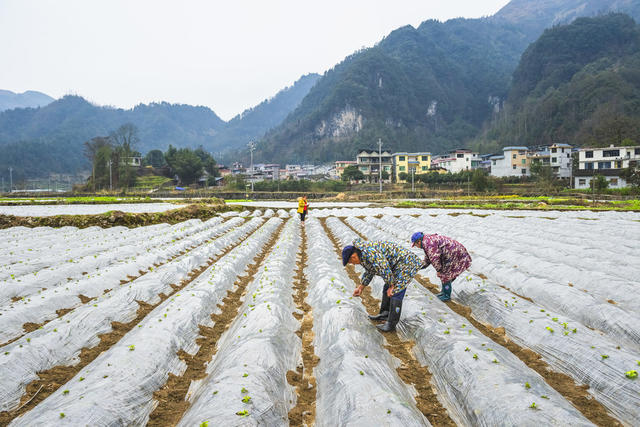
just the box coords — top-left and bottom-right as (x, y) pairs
(386, 285), (395, 297)
(353, 284), (364, 297)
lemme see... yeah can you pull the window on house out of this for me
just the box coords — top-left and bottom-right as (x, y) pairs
(513, 154), (517, 159)
(551, 148), (557, 153)
(598, 161), (611, 169)
(399, 166), (405, 171)
(635, 148), (640, 156)
(457, 153), (464, 158)
(422, 166), (428, 171)
(399, 156), (405, 161)
(578, 179), (586, 185)
(610, 178), (618, 186)
(512, 165), (517, 170)
(561, 148), (565, 153)
(522, 168), (527, 174)
(492, 160), (497, 165)
(585, 151), (593, 158)
(421, 156), (428, 161)
(521, 159), (526, 165)
(603, 150), (620, 157)
(585, 162), (594, 170)
(552, 157), (557, 163)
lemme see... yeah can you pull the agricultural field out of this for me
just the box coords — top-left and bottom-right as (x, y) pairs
(0, 207), (638, 426)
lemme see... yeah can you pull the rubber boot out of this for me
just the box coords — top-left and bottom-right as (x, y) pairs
(377, 298), (402, 332)
(438, 282), (452, 301)
(436, 282), (445, 298)
(368, 292), (390, 321)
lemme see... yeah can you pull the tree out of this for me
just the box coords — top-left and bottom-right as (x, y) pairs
(471, 169), (488, 192)
(621, 166), (640, 187)
(144, 150), (166, 168)
(341, 165), (365, 182)
(165, 147), (203, 185)
(381, 170), (390, 180)
(83, 136), (112, 190)
(194, 146), (219, 176)
(592, 174), (609, 195)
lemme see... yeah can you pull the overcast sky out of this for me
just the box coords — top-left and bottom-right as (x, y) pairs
(0, 0), (510, 120)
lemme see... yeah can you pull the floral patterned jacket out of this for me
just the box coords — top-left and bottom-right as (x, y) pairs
(419, 234), (471, 283)
(352, 238), (422, 295)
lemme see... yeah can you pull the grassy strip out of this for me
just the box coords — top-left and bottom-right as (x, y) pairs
(394, 199), (640, 211)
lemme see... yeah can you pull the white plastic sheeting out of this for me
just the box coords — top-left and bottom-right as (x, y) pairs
(0, 217), (237, 344)
(178, 218), (301, 425)
(9, 217), (283, 426)
(305, 218), (430, 426)
(325, 217), (594, 426)
(0, 217), (264, 414)
(389, 214), (640, 353)
(0, 203), (186, 217)
(364, 214), (640, 425)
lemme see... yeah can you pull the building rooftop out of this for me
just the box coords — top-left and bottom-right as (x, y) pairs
(392, 152), (432, 156)
(489, 155), (505, 160)
(503, 146), (529, 151)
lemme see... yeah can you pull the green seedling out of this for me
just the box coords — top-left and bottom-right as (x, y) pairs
(60, 413), (65, 418)
(242, 373), (249, 377)
(473, 354), (479, 360)
(129, 345), (135, 351)
(79, 377), (84, 381)
(236, 410), (249, 416)
(443, 330), (450, 335)
(601, 355), (609, 360)
(546, 327), (554, 333)
(541, 395), (549, 399)
(625, 370), (638, 379)
(242, 395), (251, 403)
(525, 382), (531, 389)
(464, 347), (470, 352)
(530, 402), (537, 409)
(360, 371), (364, 375)
(199, 422), (209, 427)
(63, 390), (69, 395)
(492, 359), (499, 364)
(241, 387), (248, 394)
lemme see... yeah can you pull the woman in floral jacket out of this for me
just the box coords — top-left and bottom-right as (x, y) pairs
(342, 238), (422, 332)
(411, 232), (472, 301)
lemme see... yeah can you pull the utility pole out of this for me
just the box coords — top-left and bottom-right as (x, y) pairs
(378, 138), (382, 194)
(1, 177), (4, 193)
(108, 160), (113, 191)
(248, 141), (256, 192)
(9, 167), (13, 193)
(412, 167), (415, 192)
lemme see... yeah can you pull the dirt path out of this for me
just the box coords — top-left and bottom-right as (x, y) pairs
(286, 226), (319, 426)
(0, 219), (251, 426)
(321, 218), (456, 426)
(147, 220), (287, 426)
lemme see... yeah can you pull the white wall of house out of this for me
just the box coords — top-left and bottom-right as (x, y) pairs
(578, 145), (640, 170)
(549, 144), (573, 178)
(574, 176), (628, 189)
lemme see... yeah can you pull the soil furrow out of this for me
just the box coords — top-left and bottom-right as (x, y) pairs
(0, 218), (235, 349)
(345, 216), (621, 426)
(0, 219), (250, 426)
(321, 218), (456, 426)
(147, 220), (287, 427)
(286, 227), (319, 426)
(412, 274), (621, 427)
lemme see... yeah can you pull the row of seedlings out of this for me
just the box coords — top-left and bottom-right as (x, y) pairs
(399, 213), (640, 352)
(0, 217), (236, 344)
(8, 217), (282, 426)
(0, 216), (263, 415)
(327, 216), (593, 426)
(367, 214), (639, 425)
(304, 217), (431, 426)
(177, 218), (302, 425)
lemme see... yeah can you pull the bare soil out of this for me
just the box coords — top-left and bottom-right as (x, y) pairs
(287, 228), (319, 426)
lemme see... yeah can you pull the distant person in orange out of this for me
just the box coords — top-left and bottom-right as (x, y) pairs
(297, 195), (309, 226)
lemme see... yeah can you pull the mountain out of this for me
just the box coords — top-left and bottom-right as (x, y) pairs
(478, 13), (640, 149)
(494, 0), (640, 37)
(256, 18), (531, 164)
(253, 0), (640, 164)
(211, 73), (320, 155)
(0, 90), (54, 111)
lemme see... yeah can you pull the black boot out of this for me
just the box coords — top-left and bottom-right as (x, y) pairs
(377, 298), (402, 332)
(369, 292), (390, 321)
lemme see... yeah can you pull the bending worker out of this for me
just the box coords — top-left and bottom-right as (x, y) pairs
(342, 238), (422, 332)
(410, 232), (472, 302)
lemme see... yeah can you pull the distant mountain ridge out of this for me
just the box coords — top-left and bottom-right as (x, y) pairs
(0, 89), (54, 111)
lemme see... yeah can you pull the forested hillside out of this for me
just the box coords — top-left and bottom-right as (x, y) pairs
(477, 13), (640, 150)
(0, 90), (54, 112)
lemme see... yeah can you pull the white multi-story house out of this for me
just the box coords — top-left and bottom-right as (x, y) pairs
(574, 144), (640, 189)
(528, 143), (573, 179)
(490, 146), (530, 177)
(437, 149), (479, 173)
